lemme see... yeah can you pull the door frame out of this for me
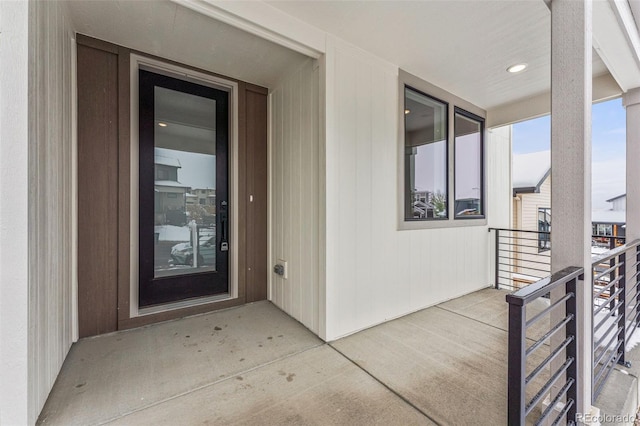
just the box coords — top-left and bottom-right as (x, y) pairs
(128, 53), (240, 318)
(76, 34), (268, 335)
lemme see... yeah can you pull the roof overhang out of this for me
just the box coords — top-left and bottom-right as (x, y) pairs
(210, 0), (640, 125)
(72, 0), (640, 126)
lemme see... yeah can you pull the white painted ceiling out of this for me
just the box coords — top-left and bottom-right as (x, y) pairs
(266, 0), (609, 110)
(65, 0), (310, 89)
(155, 86), (217, 155)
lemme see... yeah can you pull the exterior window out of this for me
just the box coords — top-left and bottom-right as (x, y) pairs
(538, 207), (551, 252)
(454, 109), (484, 218)
(404, 86), (448, 220)
(595, 223), (613, 236)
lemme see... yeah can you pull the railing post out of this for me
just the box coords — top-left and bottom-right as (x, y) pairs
(618, 251), (627, 366)
(507, 300), (526, 425)
(637, 246), (640, 328)
(566, 277), (578, 423)
(495, 229), (500, 289)
(610, 238), (617, 313)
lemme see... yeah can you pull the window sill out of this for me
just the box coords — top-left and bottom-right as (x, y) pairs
(398, 217), (488, 231)
(454, 215), (485, 220)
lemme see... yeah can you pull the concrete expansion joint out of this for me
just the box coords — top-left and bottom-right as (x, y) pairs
(613, 363), (638, 380)
(97, 342), (327, 425)
(433, 305), (508, 334)
(327, 343), (442, 426)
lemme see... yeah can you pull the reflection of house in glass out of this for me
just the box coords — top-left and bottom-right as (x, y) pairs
(154, 154), (189, 225)
(411, 190), (433, 219)
(411, 190), (447, 219)
(454, 198), (481, 216)
(186, 188), (216, 207)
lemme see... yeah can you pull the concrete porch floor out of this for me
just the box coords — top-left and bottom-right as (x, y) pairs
(36, 289), (569, 425)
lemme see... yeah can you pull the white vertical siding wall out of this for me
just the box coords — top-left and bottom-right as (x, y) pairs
(611, 197), (626, 211)
(511, 177), (552, 279)
(28, 1), (75, 422)
(323, 37), (510, 341)
(519, 177), (551, 231)
(270, 59), (321, 334)
(0, 1), (30, 424)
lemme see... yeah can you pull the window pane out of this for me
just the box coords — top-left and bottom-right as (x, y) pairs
(538, 208), (551, 252)
(454, 111), (483, 217)
(404, 87), (448, 220)
(154, 86), (217, 278)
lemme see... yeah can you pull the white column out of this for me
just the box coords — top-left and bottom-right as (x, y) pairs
(623, 88), (640, 242)
(0, 0), (30, 424)
(550, 0), (593, 415)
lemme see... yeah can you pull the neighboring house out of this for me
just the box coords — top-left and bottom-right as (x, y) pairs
(410, 190), (437, 219)
(512, 150), (551, 245)
(193, 188), (216, 206)
(512, 155), (626, 247)
(510, 151), (551, 285)
(185, 189), (216, 206)
(593, 194), (626, 244)
(154, 154), (189, 225)
(3, 1), (640, 424)
(607, 193), (627, 211)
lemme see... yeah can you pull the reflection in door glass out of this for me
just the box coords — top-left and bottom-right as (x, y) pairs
(153, 86), (217, 278)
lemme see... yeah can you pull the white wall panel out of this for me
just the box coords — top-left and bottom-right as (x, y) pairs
(28, 1), (75, 422)
(0, 1), (30, 424)
(270, 59), (321, 334)
(323, 38), (511, 341)
(0, 1), (74, 423)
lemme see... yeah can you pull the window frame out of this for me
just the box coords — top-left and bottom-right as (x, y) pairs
(128, 53), (240, 319)
(453, 107), (485, 220)
(403, 85), (449, 222)
(398, 70), (487, 231)
(537, 207), (551, 252)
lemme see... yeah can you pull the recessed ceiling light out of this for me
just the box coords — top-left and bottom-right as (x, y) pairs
(158, 122), (168, 127)
(507, 63), (527, 73)
(404, 109), (411, 115)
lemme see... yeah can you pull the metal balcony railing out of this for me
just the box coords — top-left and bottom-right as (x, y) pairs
(590, 239), (640, 402)
(491, 228), (551, 291)
(506, 267), (581, 425)
(501, 228), (640, 422)
(490, 228), (626, 291)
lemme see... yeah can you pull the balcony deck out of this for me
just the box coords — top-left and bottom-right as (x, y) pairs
(35, 288), (624, 425)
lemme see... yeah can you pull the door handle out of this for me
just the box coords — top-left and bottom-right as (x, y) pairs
(220, 201), (228, 252)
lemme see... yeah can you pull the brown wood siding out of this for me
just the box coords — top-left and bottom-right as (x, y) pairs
(245, 87), (269, 302)
(76, 34), (269, 334)
(77, 43), (119, 337)
(116, 47), (132, 322)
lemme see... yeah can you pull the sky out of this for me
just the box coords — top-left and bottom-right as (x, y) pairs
(512, 98), (626, 210)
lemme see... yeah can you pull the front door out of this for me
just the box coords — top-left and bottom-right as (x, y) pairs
(138, 69), (229, 307)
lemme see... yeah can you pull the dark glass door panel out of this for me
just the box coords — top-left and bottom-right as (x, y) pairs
(139, 69), (229, 307)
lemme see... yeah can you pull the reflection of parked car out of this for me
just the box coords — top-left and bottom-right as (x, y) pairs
(170, 236), (215, 266)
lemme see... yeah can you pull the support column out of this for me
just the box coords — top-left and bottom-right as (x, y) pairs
(551, 0), (593, 416)
(623, 88), (640, 242)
